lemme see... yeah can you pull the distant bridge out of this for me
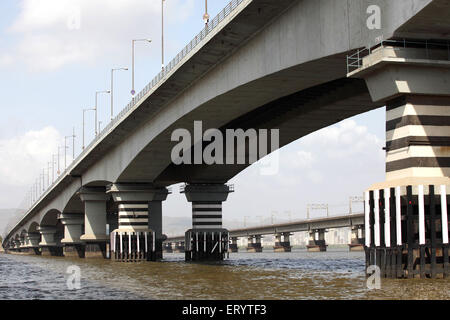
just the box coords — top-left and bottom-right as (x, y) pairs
(164, 213), (365, 253)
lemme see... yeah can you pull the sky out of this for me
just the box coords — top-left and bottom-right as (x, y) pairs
(0, 0), (386, 230)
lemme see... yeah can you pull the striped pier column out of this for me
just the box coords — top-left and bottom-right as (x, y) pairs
(182, 184), (233, 261)
(385, 96), (450, 181)
(107, 184), (169, 262)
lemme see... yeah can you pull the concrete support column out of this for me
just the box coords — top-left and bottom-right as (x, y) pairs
(107, 184), (169, 262)
(307, 229), (327, 252)
(26, 232), (41, 255)
(164, 242), (173, 253)
(349, 225), (365, 251)
(38, 226), (63, 256)
(78, 187), (109, 258)
(274, 232), (292, 252)
(247, 235), (263, 253)
(59, 213), (85, 258)
(229, 237), (238, 253)
(182, 184), (232, 261)
(174, 241), (185, 253)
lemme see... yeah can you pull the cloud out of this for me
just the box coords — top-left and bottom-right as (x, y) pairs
(227, 114), (386, 220)
(0, 126), (62, 186)
(3, 0), (195, 71)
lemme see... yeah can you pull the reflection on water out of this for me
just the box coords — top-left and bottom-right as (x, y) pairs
(0, 249), (449, 300)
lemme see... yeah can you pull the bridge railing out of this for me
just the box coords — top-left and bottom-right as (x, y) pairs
(347, 39), (450, 73)
(6, 0), (246, 239)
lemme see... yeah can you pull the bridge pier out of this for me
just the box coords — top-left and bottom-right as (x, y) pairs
(164, 242), (173, 253)
(25, 232), (41, 255)
(350, 43), (450, 278)
(182, 184), (232, 261)
(78, 187), (109, 259)
(247, 235), (263, 253)
(307, 229), (327, 252)
(107, 184), (169, 262)
(174, 241), (185, 253)
(60, 213), (85, 258)
(229, 237), (238, 253)
(274, 233), (292, 252)
(349, 225), (365, 252)
(38, 226), (63, 256)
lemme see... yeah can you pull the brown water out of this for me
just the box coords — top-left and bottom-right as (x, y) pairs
(0, 249), (449, 300)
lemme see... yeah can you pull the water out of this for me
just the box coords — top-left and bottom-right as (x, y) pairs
(0, 249), (449, 300)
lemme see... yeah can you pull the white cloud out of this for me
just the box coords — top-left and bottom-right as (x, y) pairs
(0, 126), (62, 186)
(3, 0), (195, 71)
(227, 114), (386, 220)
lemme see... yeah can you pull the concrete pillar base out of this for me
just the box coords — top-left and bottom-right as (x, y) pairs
(63, 244), (86, 258)
(185, 229), (229, 261)
(163, 243), (173, 253)
(84, 242), (107, 259)
(40, 246), (64, 256)
(174, 244), (185, 253)
(273, 243), (292, 252)
(307, 240), (327, 252)
(246, 246), (263, 253)
(348, 244), (365, 252)
(111, 230), (157, 262)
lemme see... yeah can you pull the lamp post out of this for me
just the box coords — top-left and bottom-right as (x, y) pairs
(111, 67), (128, 121)
(52, 154), (57, 183)
(83, 108), (95, 149)
(95, 90), (110, 136)
(64, 134), (74, 170)
(162, 0), (165, 70)
(57, 146), (67, 175)
(47, 162), (52, 186)
(203, 0), (209, 24)
(131, 39), (152, 97)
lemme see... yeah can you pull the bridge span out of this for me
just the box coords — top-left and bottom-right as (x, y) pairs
(164, 213), (365, 253)
(3, 0), (450, 279)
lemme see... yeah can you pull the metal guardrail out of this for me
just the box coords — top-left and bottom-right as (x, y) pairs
(347, 39), (450, 74)
(6, 0), (246, 239)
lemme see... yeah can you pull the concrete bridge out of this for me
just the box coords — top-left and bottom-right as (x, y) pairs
(3, 0), (450, 277)
(164, 213), (365, 253)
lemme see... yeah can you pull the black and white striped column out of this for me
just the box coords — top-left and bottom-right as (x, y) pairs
(385, 96), (450, 181)
(365, 184), (450, 278)
(118, 203), (149, 230)
(182, 184), (233, 261)
(192, 202), (222, 229)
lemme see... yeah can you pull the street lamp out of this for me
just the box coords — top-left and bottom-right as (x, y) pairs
(131, 39), (152, 97)
(83, 108), (95, 149)
(51, 154), (57, 183)
(57, 146), (68, 175)
(111, 67), (128, 121)
(203, 0), (209, 24)
(95, 90), (110, 136)
(162, 0), (165, 70)
(64, 133), (75, 170)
